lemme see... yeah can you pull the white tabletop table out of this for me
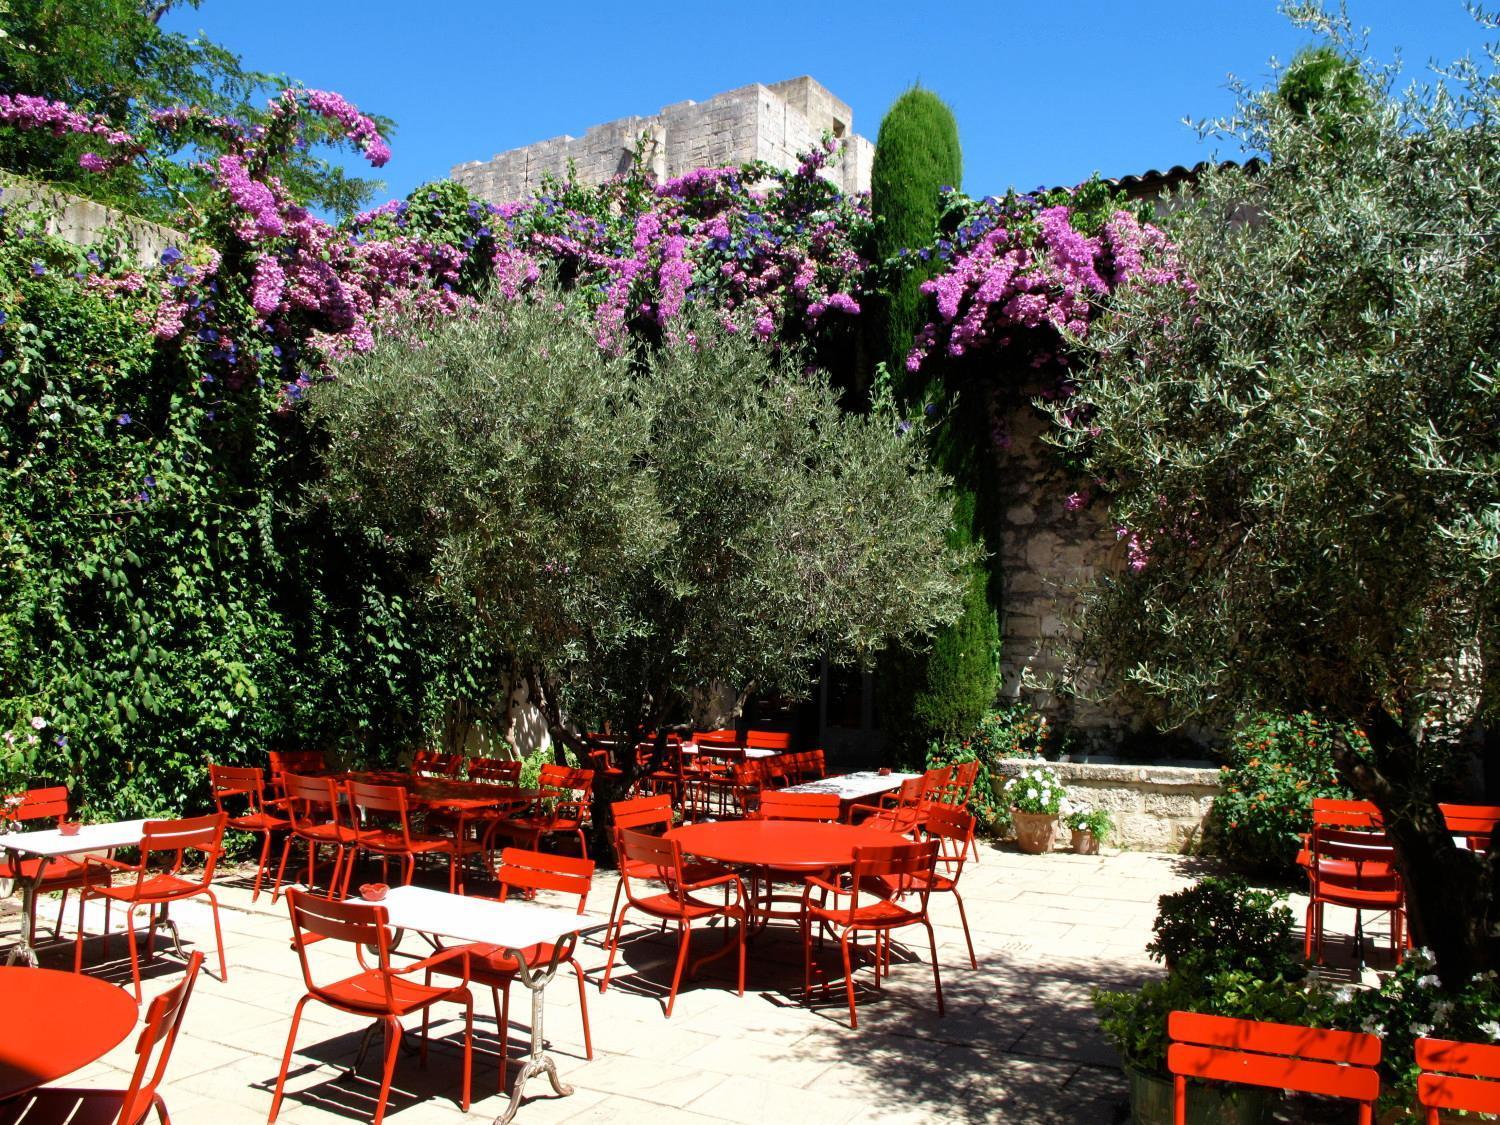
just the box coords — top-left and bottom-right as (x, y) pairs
(346, 884), (593, 1124)
(681, 743), (781, 760)
(780, 771), (920, 803)
(2, 819), (146, 966)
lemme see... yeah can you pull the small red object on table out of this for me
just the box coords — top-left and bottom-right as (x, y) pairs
(0, 967), (137, 1102)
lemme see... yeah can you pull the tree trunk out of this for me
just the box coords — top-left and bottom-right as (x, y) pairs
(1336, 708), (1498, 987)
(524, 665), (586, 765)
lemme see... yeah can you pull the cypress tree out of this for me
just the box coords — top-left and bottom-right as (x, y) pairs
(869, 86), (962, 393)
(868, 87), (1000, 759)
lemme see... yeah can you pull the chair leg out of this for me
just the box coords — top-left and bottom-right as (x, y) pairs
(73, 890), (89, 973)
(268, 995), (310, 1123)
(251, 831), (273, 902)
(52, 888), (68, 941)
(570, 958), (594, 1059)
(839, 930), (858, 1029)
(371, 1016), (402, 1125)
(924, 919), (945, 1017)
(271, 835), (295, 903)
(125, 906), (143, 1001)
(599, 903), (631, 993)
(665, 922), (692, 1018)
(497, 986), (511, 1093)
(951, 890), (978, 969)
(153, 1091), (172, 1124)
(205, 890), (228, 983)
(459, 992), (473, 1112)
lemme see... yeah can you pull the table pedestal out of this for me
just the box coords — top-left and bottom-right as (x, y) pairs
(496, 937), (575, 1125)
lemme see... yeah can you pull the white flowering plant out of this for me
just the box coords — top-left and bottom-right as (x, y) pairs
(1328, 947), (1500, 1113)
(1003, 765), (1067, 816)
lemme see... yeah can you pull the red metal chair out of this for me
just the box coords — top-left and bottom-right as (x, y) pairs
(74, 813), (228, 1001)
(427, 847), (595, 1088)
(801, 839), (944, 1029)
(1166, 1011), (1381, 1125)
(902, 802), (979, 969)
(268, 749), (329, 778)
(347, 779), (483, 894)
(466, 757), (522, 785)
(410, 748), (463, 779)
(604, 795), (730, 931)
(271, 771), (359, 902)
(496, 765), (594, 858)
(0, 951), (204, 1125)
(848, 776), (926, 833)
(0, 785), (109, 942)
(1440, 803), (1500, 854)
(631, 737), (685, 804)
(757, 791), (841, 822)
(1416, 1036), (1500, 1120)
(692, 728), (741, 748)
(208, 763), (289, 902)
(1303, 801), (1406, 965)
(269, 889), (474, 1125)
(601, 826), (747, 1017)
(744, 730), (793, 751)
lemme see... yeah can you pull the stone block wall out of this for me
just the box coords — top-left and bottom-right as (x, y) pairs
(451, 76), (872, 204)
(2, 173), (185, 267)
(992, 759), (1221, 853)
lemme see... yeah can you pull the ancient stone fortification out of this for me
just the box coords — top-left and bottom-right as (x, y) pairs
(2, 173), (183, 267)
(451, 76), (873, 203)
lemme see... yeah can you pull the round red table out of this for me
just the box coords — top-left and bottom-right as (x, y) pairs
(0, 967), (137, 1101)
(666, 819), (900, 871)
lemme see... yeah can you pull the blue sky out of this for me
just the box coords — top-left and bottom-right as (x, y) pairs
(163, 2), (1487, 204)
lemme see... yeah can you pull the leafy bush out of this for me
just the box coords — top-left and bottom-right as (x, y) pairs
(1327, 948), (1500, 1114)
(1094, 969), (1327, 1076)
(924, 701), (1051, 830)
(1147, 876), (1304, 981)
(1210, 712), (1357, 876)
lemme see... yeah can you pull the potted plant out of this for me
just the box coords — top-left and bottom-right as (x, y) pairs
(1001, 765), (1066, 853)
(1094, 969), (1320, 1125)
(1065, 807), (1113, 854)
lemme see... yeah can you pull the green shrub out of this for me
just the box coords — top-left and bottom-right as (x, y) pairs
(1210, 712), (1357, 876)
(925, 701), (1051, 831)
(1147, 876), (1304, 982)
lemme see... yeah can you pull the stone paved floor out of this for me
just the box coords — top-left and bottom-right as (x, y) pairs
(3, 843), (1216, 1124)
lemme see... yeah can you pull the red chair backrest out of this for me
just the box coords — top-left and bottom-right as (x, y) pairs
(1166, 1011), (1381, 1105)
(1, 785), (69, 825)
(209, 764), (270, 815)
(137, 813), (227, 888)
(117, 950), (205, 1125)
(285, 888), (398, 1008)
(468, 757), (521, 785)
(826, 841), (939, 926)
(948, 759), (980, 802)
(1307, 826), (1401, 903)
(616, 826), (688, 903)
(1416, 1036), (1500, 1115)
(744, 730), (792, 750)
(757, 791), (841, 822)
(925, 803), (976, 871)
(494, 847), (593, 912)
(696, 745), (746, 766)
(411, 749), (462, 778)
(348, 780), (415, 847)
(282, 771), (347, 833)
(693, 729), (742, 747)
(1439, 804), (1500, 851)
(610, 794), (673, 833)
(1312, 797), (1382, 829)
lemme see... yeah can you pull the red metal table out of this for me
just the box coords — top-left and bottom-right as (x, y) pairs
(667, 820), (902, 931)
(0, 967), (137, 1102)
(667, 819), (901, 871)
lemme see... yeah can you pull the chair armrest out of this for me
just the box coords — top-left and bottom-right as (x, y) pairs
(681, 872), (747, 901)
(82, 854), (139, 875)
(395, 946), (471, 986)
(803, 872), (848, 898)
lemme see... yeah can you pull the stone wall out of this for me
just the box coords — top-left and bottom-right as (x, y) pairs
(1, 173), (185, 267)
(992, 758), (1221, 853)
(451, 76), (872, 204)
(989, 382), (1129, 741)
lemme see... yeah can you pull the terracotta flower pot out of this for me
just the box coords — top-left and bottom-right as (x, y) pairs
(1071, 828), (1099, 855)
(1011, 809), (1058, 854)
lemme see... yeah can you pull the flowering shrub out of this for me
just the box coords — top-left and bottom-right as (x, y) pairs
(1146, 876), (1304, 980)
(926, 702), (1052, 830)
(1329, 948), (1500, 1113)
(1210, 712), (1358, 875)
(1003, 764), (1067, 815)
(1065, 807), (1113, 843)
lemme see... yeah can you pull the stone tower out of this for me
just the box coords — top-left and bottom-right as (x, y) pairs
(451, 77), (874, 203)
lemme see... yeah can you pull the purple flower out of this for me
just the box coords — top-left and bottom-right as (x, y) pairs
(30, 261), (45, 276)
(78, 152), (108, 173)
(160, 246), (183, 267)
(116, 412), (131, 426)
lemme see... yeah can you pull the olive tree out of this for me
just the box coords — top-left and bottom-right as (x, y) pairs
(312, 291), (970, 775)
(1053, 8), (1500, 984)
